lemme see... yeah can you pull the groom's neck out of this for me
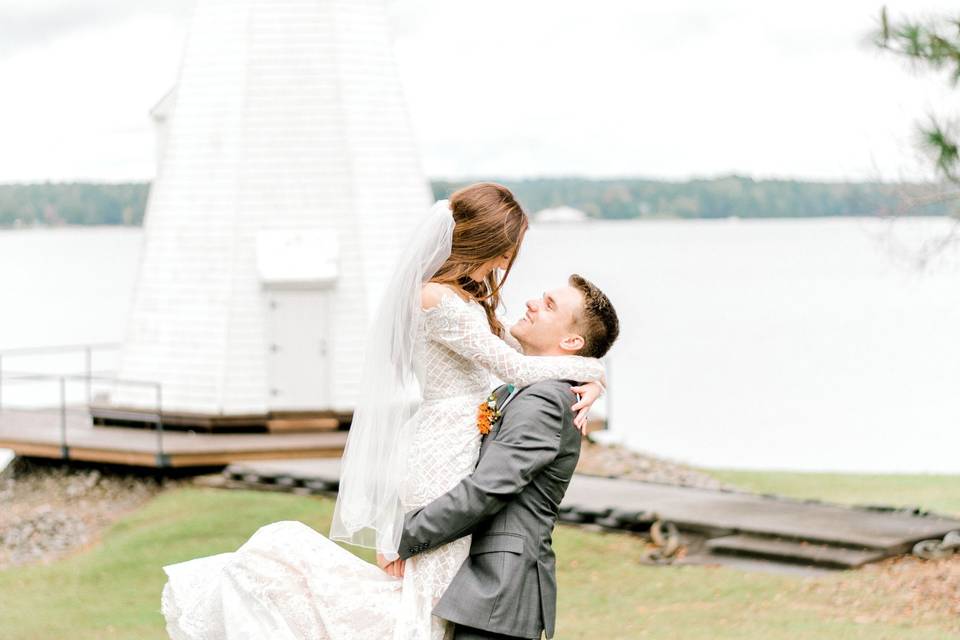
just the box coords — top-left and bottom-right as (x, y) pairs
(517, 340), (566, 358)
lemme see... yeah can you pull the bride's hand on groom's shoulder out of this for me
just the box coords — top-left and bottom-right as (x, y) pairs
(376, 553), (406, 578)
(570, 380), (605, 434)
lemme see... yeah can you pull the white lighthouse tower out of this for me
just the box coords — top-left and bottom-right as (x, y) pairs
(105, 0), (431, 428)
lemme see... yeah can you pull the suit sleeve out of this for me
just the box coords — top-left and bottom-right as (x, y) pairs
(397, 384), (568, 560)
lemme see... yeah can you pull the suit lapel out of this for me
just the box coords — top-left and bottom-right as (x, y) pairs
(498, 385), (521, 415)
(484, 384), (520, 444)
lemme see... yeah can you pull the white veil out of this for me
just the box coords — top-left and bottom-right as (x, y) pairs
(330, 199), (455, 559)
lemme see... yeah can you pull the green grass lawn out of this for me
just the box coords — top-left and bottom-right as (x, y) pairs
(1, 471), (958, 640)
(705, 469), (960, 517)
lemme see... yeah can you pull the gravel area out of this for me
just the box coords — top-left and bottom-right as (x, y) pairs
(0, 458), (180, 570)
(575, 439), (738, 491)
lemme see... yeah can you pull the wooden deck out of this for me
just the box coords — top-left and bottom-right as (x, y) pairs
(0, 409), (348, 468)
(89, 404), (351, 433)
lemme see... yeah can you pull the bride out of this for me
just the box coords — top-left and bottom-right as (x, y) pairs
(161, 183), (606, 640)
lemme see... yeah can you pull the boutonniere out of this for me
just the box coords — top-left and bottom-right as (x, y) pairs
(477, 385), (515, 435)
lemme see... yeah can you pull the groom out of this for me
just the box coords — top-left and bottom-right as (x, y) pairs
(388, 274), (619, 640)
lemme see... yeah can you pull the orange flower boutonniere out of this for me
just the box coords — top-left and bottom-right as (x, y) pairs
(477, 385), (514, 435)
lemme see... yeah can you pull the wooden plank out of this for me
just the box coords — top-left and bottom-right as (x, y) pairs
(0, 441), (346, 469)
(90, 404), (268, 430)
(0, 409), (347, 468)
(61, 447), (159, 467)
(705, 534), (889, 569)
(0, 441), (158, 467)
(267, 417), (340, 433)
(0, 426), (348, 454)
(563, 475), (960, 552)
(90, 405), (354, 433)
(168, 447), (343, 468)
(0, 441), (64, 459)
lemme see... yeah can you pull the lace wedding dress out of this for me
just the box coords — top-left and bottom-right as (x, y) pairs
(161, 292), (604, 640)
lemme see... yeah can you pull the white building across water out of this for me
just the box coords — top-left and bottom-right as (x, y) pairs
(102, 0), (432, 428)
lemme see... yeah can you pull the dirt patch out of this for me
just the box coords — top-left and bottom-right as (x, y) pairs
(804, 554), (960, 629)
(575, 440), (737, 490)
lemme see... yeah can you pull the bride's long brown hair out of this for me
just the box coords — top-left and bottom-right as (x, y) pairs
(431, 182), (528, 336)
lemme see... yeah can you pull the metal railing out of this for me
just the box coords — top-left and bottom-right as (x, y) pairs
(0, 373), (167, 467)
(0, 342), (121, 411)
(0, 343), (169, 467)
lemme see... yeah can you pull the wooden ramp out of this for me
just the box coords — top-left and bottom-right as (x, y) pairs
(219, 458), (960, 570)
(562, 475), (959, 553)
(0, 409), (347, 468)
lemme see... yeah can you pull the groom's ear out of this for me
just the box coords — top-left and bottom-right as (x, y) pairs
(559, 333), (585, 354)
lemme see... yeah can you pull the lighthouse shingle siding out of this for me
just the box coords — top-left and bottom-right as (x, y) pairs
(115, 0), (431, 415)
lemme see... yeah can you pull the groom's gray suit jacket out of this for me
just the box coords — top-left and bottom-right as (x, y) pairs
(398, 379), (582, 639)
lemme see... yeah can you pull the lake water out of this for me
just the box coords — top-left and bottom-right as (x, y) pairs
(2, 218), (958, 473)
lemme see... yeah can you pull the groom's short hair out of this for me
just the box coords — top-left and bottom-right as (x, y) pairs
(569, 274), (619, 359)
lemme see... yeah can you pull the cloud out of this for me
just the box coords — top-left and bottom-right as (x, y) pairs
(2, 0), (960, 181)
(0, 0), (193, 58)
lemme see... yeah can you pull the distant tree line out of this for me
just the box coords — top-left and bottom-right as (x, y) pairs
(0, 182), (149, 227)
(434, 176), (958, 220)
(0, 177), (955, 227)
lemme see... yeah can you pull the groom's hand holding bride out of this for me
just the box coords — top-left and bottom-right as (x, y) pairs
(373, 379), (602, 580)
(377, 553), (405, 578)
(373, 377), (603, 579)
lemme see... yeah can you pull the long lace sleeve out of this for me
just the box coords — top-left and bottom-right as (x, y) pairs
(500, 323), (523, 353)
(423, 294), (605, 388)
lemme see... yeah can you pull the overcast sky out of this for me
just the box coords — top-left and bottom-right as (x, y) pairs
(1, 0), (958, 182)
